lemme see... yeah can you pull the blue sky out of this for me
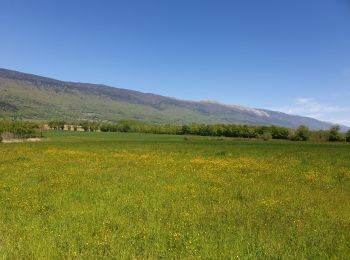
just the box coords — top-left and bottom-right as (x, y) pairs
(1, 0), (350, 125)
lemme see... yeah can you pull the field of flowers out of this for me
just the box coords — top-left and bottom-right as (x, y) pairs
(0, 131), (349, 258)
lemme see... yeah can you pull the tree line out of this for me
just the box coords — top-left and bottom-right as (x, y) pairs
(47, 119), (350, 142)
(48, 120), (100, 132)
(2, 119), (348, 143)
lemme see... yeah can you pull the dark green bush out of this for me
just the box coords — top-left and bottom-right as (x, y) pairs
(289, 125), (310, 141)
(328, 125), (341, 142)
(346, 130), (350, 142)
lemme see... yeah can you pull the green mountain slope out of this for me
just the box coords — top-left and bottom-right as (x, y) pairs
(0, 68), (345, 130)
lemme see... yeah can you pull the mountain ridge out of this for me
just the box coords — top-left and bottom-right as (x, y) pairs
(0, 67), (348, 131)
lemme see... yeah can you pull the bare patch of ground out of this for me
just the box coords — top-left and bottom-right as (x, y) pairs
(2, 138), (43, 143)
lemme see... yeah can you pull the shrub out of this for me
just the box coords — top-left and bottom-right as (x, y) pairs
(260, 132), (272, 141)
(80, 122), (90, 132)
(0, 120), (39, 138)
(270, 126), (289, 139)
(181, 125), (191, 135)
(289, 125), (310, 141)
(328, 125), (341, 142)
(346, 130), (350, 142)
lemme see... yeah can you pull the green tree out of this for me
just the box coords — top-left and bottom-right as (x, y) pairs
(328, 125), (340, 142)
(80, 122), (90, 132)
(270, 125), (289, 139)
(181, 125), (190, 135)
(290, 125), (310, 141)
(48, 121), (55, 130)
(346, 130), (350, 142)
(58, 121), (65, 130)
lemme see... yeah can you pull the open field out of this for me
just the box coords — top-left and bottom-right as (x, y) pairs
(0, 131), (349, 258)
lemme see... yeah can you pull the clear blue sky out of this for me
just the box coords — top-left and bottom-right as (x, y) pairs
(1, 0), (350, 125)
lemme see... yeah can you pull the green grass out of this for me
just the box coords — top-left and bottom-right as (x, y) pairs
(0, 131), (349, 258)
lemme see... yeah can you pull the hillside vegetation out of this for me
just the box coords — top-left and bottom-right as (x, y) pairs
(0, 68), (343, 130)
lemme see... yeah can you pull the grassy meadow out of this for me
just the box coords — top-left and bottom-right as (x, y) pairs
(0, 131), (349, 258)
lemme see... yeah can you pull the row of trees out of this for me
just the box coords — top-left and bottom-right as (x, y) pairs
(99, 121), (350, 142)
(48, 120), (66, 130)
(2, 119), (348, 143)
(0, 120), (40, 141)
(99, 121), (292, 139)
(48, 120), (100, 132)
(47, 119), (350, 142)
(310, 125), (350, 142)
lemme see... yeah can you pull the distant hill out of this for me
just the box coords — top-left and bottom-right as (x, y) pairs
(0, 68), (347, 130)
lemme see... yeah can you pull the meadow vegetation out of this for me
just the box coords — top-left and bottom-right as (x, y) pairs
(0, 131), (349, 258)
